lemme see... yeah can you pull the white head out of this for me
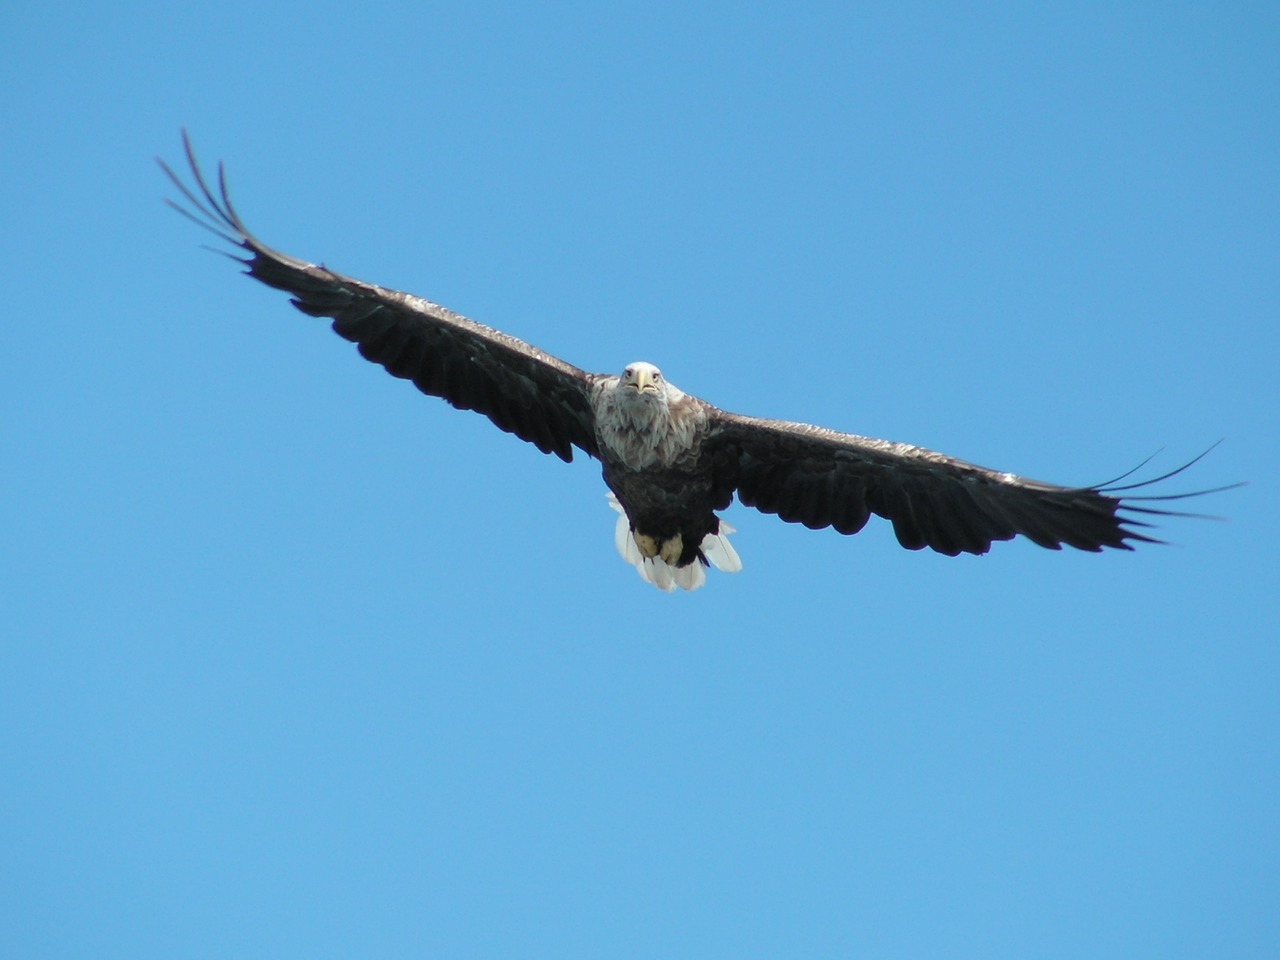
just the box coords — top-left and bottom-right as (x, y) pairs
(620, 362), (665, 397)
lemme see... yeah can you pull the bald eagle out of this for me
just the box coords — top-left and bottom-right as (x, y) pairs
(161, 134), (1227, 591)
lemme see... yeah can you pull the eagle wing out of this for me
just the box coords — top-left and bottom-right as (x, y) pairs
(161, 133), (600, 462)
(706, 411), (1218, 555)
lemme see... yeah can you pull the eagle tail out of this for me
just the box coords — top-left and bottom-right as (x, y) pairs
(607, 494), (741, 592)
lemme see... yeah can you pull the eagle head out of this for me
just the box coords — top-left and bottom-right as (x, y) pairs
(621, 362), (665, 397)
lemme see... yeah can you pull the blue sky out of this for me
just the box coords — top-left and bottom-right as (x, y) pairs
(3, 3), (1276, 957)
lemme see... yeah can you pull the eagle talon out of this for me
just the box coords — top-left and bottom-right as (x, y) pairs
(632, 532), (660, 559)
(631, 530), (684, 565)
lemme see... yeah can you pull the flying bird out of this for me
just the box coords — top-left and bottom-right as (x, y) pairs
(161, 133), (1228, 591)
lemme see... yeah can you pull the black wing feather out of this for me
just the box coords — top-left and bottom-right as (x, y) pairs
(708, 412), (1231, 555)
(160, 132), (600, 463)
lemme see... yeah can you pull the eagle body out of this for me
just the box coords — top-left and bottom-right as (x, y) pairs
(162, 134), (1228, 592)
(591, 363), (737, 586)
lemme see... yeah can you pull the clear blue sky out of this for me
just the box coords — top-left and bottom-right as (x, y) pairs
(3, 3), (1276, 958)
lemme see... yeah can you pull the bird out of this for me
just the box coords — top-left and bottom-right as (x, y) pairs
(160, 132), (1231, 591)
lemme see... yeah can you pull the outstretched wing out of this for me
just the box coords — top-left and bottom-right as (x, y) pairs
(160, 132), (600, 462)
(707, 411), (1226, 555)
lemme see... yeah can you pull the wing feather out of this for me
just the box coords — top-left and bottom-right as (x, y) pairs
(709, 411), (1221, 555)
(160, 132), (599, 463)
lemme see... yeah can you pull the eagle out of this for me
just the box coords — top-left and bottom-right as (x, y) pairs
(161, 133), (1226, 591)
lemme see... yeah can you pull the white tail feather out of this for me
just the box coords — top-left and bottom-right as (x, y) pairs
(702, 520), (742, 573)
(606, 493), (741, 592)
(613, 501), (634, 561)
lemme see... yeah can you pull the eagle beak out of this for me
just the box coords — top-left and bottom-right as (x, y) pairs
(636, 369), (658, 393)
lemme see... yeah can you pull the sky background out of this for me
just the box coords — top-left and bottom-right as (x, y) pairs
(3, 3), (1277, 958)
